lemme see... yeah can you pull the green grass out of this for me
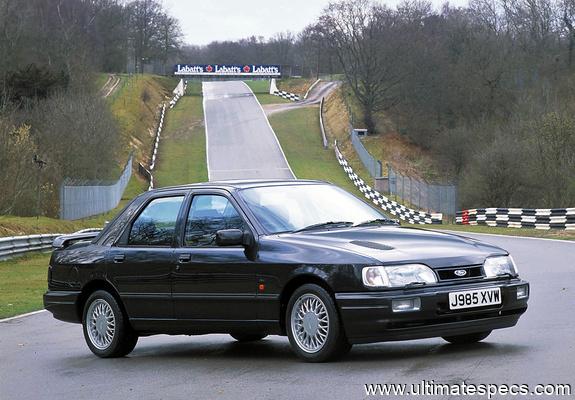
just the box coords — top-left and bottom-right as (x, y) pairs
(431, 223), (575, 240)
(243, 80), (290, 105)
(154, 82), (208, 187)
(0, 253), (51, 318)
(109, 74), (179, 162)
(269, 106), (366, 198)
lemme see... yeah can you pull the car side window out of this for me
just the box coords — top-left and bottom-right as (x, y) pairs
(185, 195), (247, 247)
(128, 196), (184, 246)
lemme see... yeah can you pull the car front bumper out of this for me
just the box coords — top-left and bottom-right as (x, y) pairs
(43, 290), (82, 323)
(335, 279), (529, 344)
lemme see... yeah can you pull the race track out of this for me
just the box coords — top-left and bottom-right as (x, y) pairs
(202, 81), (294, 181)
(1, 233), (573, 400)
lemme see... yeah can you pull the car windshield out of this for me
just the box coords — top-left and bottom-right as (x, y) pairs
(239, 184), (388, 234)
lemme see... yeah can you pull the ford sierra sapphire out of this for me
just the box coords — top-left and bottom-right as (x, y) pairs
(44, 180), (529, 362)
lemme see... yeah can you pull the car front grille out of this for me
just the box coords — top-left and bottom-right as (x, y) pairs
(436, 265), (484, 281)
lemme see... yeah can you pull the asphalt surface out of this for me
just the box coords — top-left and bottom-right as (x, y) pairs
(1, 233), (573, 400)
(263, 80), (340, 116)
(202, 81), (294, 181)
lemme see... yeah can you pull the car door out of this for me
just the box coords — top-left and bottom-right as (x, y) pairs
(172, 191), (257, 325)
(108, 194), (185, 321)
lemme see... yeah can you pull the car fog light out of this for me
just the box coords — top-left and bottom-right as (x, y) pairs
(392, 297), (421, 313)
(516, 285), (529, 299)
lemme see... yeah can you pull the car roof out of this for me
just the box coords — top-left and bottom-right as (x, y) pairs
(151, 179), (328, 194)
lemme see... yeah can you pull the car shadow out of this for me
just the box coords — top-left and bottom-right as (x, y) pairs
(119, 336), (529, 366)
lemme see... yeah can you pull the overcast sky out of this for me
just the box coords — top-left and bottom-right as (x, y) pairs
(163, 0), (469, 46)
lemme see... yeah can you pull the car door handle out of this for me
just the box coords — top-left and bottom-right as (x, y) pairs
(178, 253), (192, 263)
(113, 254), (125, 263)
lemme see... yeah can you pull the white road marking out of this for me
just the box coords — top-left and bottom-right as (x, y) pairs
(0, 309), (46, 323)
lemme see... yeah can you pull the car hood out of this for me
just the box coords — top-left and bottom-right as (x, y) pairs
(275, 226), (506, 268)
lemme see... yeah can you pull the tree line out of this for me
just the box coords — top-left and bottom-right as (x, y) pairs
(192, 0), (573, 209)
(312, 0), (575, 209)
(0, 0), (182, 216)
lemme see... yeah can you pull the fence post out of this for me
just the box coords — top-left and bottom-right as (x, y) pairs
(418, 180), (422, 210)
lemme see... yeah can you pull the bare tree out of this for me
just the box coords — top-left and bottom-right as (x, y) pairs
(319, 0), (406, 133)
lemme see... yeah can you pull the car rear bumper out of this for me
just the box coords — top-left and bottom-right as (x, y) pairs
(43, 290), (81, 323)
(335, 279), (529, 344)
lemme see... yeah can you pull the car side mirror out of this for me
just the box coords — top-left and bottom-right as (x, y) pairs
(216, 229), (246, 246)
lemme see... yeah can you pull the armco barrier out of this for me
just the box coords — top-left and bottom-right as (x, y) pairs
(335, 142), (442, 224)
(0, 234), (61, 261)
(457, 208), (575, 230)
(319, 97), (328, 149)
(145, 82), (187, 190)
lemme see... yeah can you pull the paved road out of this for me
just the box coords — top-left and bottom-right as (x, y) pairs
(202, 81), (294, 181)
(1, 233), (573, 400)
(264, 80), (340, 116)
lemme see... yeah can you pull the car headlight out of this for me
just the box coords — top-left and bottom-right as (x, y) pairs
(483, 255), (518, 277)
(362, 264), (437, 288)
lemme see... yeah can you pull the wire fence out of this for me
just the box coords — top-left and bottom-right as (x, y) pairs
(350, 130), (383, 178)
(59, 154), (133, 220)
(387, 165), (457, 217)
(346, 111), (457, 216)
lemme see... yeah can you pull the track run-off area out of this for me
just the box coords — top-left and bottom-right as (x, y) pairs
(1, 81), (574, 400)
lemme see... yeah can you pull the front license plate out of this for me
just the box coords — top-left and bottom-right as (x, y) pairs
(448, 288), (501, 310)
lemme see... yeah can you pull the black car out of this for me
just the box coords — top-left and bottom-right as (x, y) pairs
(44, 180), (529, 362)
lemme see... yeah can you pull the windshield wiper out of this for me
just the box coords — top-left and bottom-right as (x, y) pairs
(292, 221), (354, 233)
(353, 218), (399, 227)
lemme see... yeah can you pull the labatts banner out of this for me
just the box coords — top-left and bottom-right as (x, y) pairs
(174, 64), (281, 77)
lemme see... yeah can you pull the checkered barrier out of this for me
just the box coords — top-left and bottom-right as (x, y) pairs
(457, 208), (575, 230)
(273, 90), (300, 101)
(335, 143), (442, 224)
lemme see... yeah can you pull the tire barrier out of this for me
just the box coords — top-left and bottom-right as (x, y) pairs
(335, 142), (442, 224)
(0, 234), (62, 261)
(456, 208), (575, 230)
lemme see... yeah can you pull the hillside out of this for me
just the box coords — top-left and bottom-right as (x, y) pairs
(0, 74), (177, 236)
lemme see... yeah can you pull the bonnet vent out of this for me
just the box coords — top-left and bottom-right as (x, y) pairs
(350, 240), (394, 251)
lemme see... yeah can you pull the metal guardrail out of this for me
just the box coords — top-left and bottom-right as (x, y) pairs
(319, 97), (328, 149)
(0, 234), (62, 261)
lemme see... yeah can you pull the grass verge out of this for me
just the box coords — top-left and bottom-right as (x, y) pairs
(269, 106), (367, 198)
(243, 79), (290, 105)
(0, 253), (50, 319)
(431, 224), (575, 241)
(109, 73), (178, 163)
(277, 77), (316, 97)
(154, 82), (208, 187)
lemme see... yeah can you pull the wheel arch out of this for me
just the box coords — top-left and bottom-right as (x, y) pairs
(278, 274), (336, 335)
(77, 280), (128, 323)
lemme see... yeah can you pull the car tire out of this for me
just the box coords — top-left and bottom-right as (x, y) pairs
(286, 284), (352, 362)
(230, 333), (267, 342)
(82, 290), (138, 358)
(442, 330), (492, 345)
